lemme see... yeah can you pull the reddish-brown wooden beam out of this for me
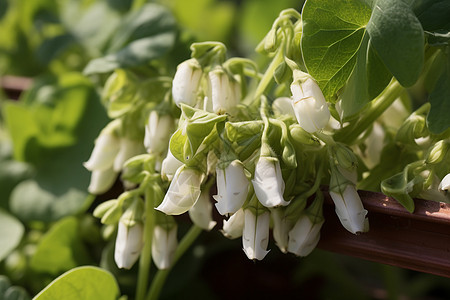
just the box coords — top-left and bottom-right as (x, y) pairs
(0, 76), (32, 100)
(319, 190), (450, 278)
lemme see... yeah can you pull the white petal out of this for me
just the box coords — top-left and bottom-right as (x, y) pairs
(152, 225), (178, 270)
(287, 214), (323, 257)
(221, 208), (245, 239)
(84, 133), (120, 171)
(214, 160), (249, 215)
(161, 147), (183, 181)
(114, 138), (145, 172)
(144, 112), (174, 155)
(242, 210), (270, 260)
(172, 60), (202, 107)
(189, 189), (216, 231)
(88, 167), (118, 195)
(271, 208), (290, 253)
(252, 157), (289, 208)
(330, 185), (369, 234)
(156, 166), (204, 215)
(114, 222), (144, 269)
(439, 173), (450, 192)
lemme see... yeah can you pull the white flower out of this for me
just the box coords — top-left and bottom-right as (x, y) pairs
(363, 123), (385, 168)
(152, 225), (178, 270)
(172, 59), (202, 107)
(287, 214), (324, 257)
(114, 138), (145, 172)
(84, 124), (120, 172)
(213, 160), (249, 216)
(242, 209), (270, 260)
(156, 166), (205, 215)
(439, 173), (450, 194)
(290, 75), (330, 133)
(208, 68), (241, 114)
(87, 167), (118, 195)
(114, 221), (144, 269)
(161, 146), (184, 181)
(252, 156), (289, 208)
(329, 185), (369, 234)
(144, 111), (175, 155)
(189, 188), (216, 231)
(271, 208), (290, 253)
(272, 97), (296, 118)
(221, 208), (245, 239)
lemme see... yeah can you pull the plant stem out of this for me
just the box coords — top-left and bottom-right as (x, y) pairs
(252, 49), (285, 102)
(145, 225), (203, 300)
(335, 80), (404, 144)
(135, 186), (155, 300)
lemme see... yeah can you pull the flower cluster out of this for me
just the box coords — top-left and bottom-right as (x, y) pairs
(84, 8), (450, 273)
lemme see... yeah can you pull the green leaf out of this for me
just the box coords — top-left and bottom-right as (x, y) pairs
(83, 3), (176, 74)
(0, 160), (33, 209)
(0, 209), (24, 262)
(427, 51), (450, 133)
(33, 266), (120, 300)
(30, 217), (90, 275)
(413, 0), (450, 31)
(301, 0), (372, 100)
(381, 172), (415, 212)
(366, 0), (424, 87)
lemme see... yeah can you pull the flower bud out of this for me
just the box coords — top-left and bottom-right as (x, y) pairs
(208, 67), (241, 115)
(87, 167), (118, 195)
(114, 138), (145, 172)
(287, 213), (324, 257)
(329, 185), (369, 234)
(271, 208), (291, 253)
(426, 140), (449, 165)
(152, 225), (178, 270)
(242, 209), (270, 260)
(156, 166), (205, 215)
(144, 111), (175, 155)
(221, 208), (245, 239)
(84, 121), (121, 172)
(172, 59), (203, 107)
(189, 188), (217, 231)
(333, 143), (358, 171)
(272, 97), (296, 118)
(290, 71), (330, 133)
(114, 220), (144, 269)
(213, 160), (250, 216)
(252, 156), (289, 208)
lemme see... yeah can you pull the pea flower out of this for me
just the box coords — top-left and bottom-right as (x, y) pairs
(208, 67), (241, 114)
(87, 167), (118, 195)
(439, 173), (450, 195)
(242, 209), (270, 260)
(221, 208), (245, 239)
(172, 59), (203, 107)
(114, 137), (146, 172)
(152, 225), (178, 270)
(287, 213), (324, 257)
(189, 188), (217, 231)
(114, 220), (144, 269)
(252, 156), (289, 208)
(161, 146), (184, 181)
(144, 111), (175, 155)
(329, 185), (369, 234)
(271, 208), (290, 253)
(156, 166), (205, 215)
(272, 97), (296, 118)
(213, 160), (250, 216)
(84, 120), (121, 194)
(290, 70), (330, 133)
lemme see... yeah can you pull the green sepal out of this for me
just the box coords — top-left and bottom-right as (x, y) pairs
(224, 120), (263, 161)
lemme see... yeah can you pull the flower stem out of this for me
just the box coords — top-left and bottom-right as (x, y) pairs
(335, 80), (404, 145)
(135, 186), (156, 300)
(145, 225), (203, 300)
(252, 49), (285, 102)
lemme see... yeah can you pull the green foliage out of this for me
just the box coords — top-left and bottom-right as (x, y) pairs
(0, 209), (24, 262)
(30, 217), (91, 275)
(3, 74), (108, 222)
(33, 266), (120, 300)
(84, 3), (177, 74)
(0, 276), (30, 300)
